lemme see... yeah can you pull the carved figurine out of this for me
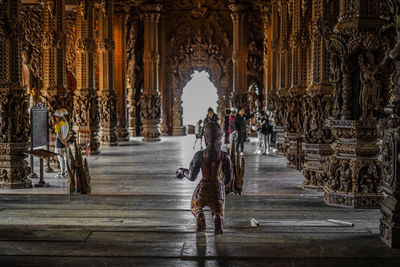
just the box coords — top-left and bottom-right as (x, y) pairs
(329, 55), (341, 118)
(175, 122), (233, 235)
(360, 164), (378, 193)
(67, 142), (91, 195)
(358, 52), (380, 119)
(337, 163), (352, 192)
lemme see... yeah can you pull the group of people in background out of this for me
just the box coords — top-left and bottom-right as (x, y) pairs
(194, 106), (276, 156)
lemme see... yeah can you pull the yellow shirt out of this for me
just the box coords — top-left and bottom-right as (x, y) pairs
(54, 120), (69, 139)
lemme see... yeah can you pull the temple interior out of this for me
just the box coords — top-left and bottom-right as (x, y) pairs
(1, 0), (400, 266)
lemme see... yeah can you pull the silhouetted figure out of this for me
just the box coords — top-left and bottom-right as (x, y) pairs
(193, 119), (203, 149)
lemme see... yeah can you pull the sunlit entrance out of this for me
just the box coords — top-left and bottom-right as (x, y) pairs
(182, 70), (218, 126)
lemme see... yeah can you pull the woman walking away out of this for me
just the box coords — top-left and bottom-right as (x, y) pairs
(232, 107), (249, 155)
(228, 107), (237, 144)
(254, 112), (264, 155)
(265, 111), (275, 153)
(223, 109), (231, 144)
(193, 120), (204, 149)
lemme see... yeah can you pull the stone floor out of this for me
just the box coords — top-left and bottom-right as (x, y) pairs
(0, 136), (399, 266)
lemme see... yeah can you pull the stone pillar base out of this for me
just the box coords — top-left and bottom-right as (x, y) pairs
(129, 126), (138, 137)
(0, 179), (32, 189)
(172, 127), (185, 136)
(142, 119), (161, 142)
(380, 219), (400, 249)
(301, 143), (333, 190)
(276, 126), (286, 155)
(324, 187), (383, 208)
(117, 126), (130, 141)
(0, 143), (32, 189)
(285, 132), (298, 168)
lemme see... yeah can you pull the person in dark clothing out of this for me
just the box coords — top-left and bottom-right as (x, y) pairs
(258, 110), (274, 155)
(232, 107), (251, 155)
(223, 109), (231, 144)
(203, 107), (219, 126)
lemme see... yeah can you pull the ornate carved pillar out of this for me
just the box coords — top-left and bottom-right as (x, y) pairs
(159, 17), (169, 136)
(97, 0), (118, 146)
(140, 4), (162, 142)
(41, 0), (68, 126)
(73, 0), (100, 154)
(262, 5), (270, 107)
(284, 0), (309, 169)
(126, 14), (139, 137)
(229, 2), (248, 110)
(324, 0), (392, 208)
(301, 0), (336, 190)
(170, 57), (184, 136)
(0, 0), (32, 188)
(378, 2), (400, 248)
(380, 95), (400, 248)
(276, 0), (290, 155)
(113, 12), (129, 141)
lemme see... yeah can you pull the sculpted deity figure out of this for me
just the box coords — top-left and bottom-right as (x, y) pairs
(358, 52), (380, 119)
(175, 122), (233, 235)
(329, 55), (341, 118)
(360, 164), (378, 193)
(337, 163), (352, 192)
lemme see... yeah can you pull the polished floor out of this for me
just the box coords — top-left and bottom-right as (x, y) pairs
(0, 136), (399, 266)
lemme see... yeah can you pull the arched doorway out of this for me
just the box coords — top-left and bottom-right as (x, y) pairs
(182, 70), (218, 127)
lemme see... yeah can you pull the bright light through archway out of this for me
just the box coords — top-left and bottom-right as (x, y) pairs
(182, 70), (218, 126)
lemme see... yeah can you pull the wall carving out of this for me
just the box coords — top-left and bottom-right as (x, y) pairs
(21, 6), (42, 85)
(66, 12), (77, 77)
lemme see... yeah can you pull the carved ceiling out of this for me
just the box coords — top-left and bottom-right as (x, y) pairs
(22, 0), (270, 11)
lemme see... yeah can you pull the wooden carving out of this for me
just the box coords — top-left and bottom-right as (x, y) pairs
(230, 140), (245, 195)
(21, 6), (42, 83)
(67, 143), (91, 194)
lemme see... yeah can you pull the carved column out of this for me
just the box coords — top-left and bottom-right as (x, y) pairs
(324, 0), (391, 208)
(380, 1), (400, 245)
(301, 0), (336, 190)
(113, 12), (129, 141)
(126, 15), (139, 137)
(97, 0), (118, 146)
(41, 0), (68, 126)
(0, 0), (32, 188)
(159, 17), (169, 136)
(229, 3), (248, 110)
(284, 0), (308, 169)
(170, 57), (184, 136)
(267, 0), (281, 151)
(262, 5), (270, 107)
(380, 97), (400, 248)
(73, 0), (100, 154)
(141, 4), (162, 142)
(276, 0), (290, 156)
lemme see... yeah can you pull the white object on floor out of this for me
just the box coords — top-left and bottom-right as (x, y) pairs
(250, 218), (259, 227)
(240, 152), (245, 156)
(327, 219), (354, 227)
(249, 219), (354, 227)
